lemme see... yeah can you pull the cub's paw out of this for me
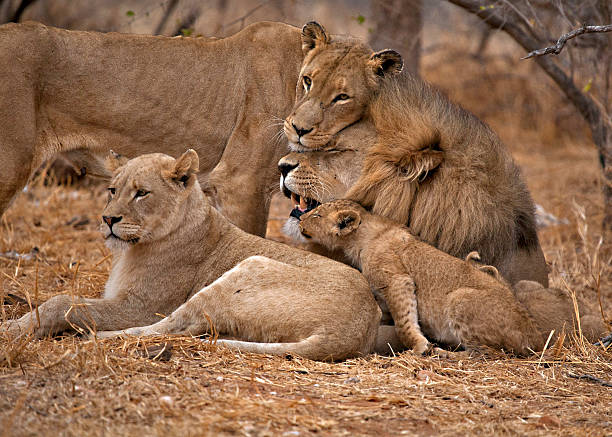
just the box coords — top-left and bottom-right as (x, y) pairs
(411, 337), (431, 355)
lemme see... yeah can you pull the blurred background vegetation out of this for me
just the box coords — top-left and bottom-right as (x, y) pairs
(0, 0), (609, 235)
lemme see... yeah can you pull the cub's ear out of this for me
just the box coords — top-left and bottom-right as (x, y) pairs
(170, 149), (199, 187)
(105, 150), (129, 174)
(301, 21), (329, 55)
(368, 49), (403, 77)
(397, 148), (443, 181)
(334, 209), (361, 236)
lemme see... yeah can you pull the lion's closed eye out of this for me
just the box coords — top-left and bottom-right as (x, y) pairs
(134, 189), (150, 199)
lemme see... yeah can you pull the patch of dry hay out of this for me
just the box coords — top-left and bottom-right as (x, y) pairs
(1, 159), (610, 436)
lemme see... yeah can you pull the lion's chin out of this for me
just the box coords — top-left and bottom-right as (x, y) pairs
(104, 235), (138, 251)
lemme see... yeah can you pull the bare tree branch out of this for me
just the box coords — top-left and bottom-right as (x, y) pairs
(522, 24), (612, 59)
(447, 0), (612, 230)
(221, 0), (271, 33)
(447, 0), (604, 143)
(154, 0), (179, 35)
(9, 0), (36, 22)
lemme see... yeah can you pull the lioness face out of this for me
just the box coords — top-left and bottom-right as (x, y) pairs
(101, 151), (199, 250)
(298, 200), (362, 249)
(284, 22), (402, 151)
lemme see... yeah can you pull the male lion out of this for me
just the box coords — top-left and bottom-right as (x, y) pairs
(279, 21), (548, 287)
(0, 20), (304, 237)
(298, 200), (608, 355)
(4, 151), (381, 361)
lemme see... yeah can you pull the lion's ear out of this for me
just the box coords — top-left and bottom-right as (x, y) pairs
(105, 150), (129, 174)
(397, 149), (444, 181)
(170, 149), (199, 187)
(397, 148), (443, 181)
(334, 209), (361, 236)
(368, 49), (403, 77)
(301, 21), (329, 55)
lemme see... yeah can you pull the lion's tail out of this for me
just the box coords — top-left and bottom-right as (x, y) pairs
(209, 335), (355, 361)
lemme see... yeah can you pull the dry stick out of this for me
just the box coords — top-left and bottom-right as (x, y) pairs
(0, 277), (6, 321)
(560, 276), (584, 347)
(221, 0), (271, 32)
(34, 260), (40, 329)
(42, 349), (72, 370)
(593, 265), (610, 326)
(16, 256), (36, 334)
(93, 254), (112, 268)
(537, 330), (555, 368)
(522, 24), (612, 59)
(567, 372), (612, 388)
(65, 261), (89, 335)
(202, 311), (219, 344)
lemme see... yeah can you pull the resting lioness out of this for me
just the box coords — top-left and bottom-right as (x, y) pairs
(0, 20), (304, 237)
(298, 200), (608, 355)
(4, 151), (381, 361)
(279, 21), (548, 287)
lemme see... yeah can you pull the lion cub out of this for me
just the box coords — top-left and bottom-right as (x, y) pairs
(299, 200), (608, 355)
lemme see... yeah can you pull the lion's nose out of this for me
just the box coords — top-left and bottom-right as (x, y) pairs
(292, 123), (312, 138)
(278, 161), (298, 178)
(103, 216), (122, 228)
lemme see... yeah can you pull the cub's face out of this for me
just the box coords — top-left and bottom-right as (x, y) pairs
(298, 200), (363, 249)
(284, 22), (402, 151)
(101, 151), (199, 251)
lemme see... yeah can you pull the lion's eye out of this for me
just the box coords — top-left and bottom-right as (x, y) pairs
(134, 189), (150, 199)
(303, 76), (312, 91)
(332, 93), (350, 103)
(108, 187), (116, 196)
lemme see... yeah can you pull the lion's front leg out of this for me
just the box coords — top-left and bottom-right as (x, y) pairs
(383, 274), (430, 355)
(4, 295), (76, 338)
(206, 114), (283, 238)
(3, 294), (158, 338)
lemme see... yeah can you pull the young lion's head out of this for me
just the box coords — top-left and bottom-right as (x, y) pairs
(101, 149), (200, 251)
(284, 21), (403, 151)
(298, 200), (365, 250)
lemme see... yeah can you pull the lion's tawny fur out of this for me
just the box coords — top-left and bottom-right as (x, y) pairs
(299, 200), (608, 355)
(0, 20), (303, 237)
(279, 21), (548, 287)
(4, 153), (381, 361)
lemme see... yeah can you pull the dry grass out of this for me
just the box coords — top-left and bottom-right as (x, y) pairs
(1, 24), (612, 437)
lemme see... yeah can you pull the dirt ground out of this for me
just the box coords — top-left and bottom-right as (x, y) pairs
(0, 177), (610, 436)
(1, 16), (612, 437)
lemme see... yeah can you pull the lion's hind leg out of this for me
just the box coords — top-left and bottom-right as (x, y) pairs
(97, 255), (376, 361)
(445, 286), (544, 355)
(513, 280), (608, 343)
(95, 281), (227, 340)
(382, 274), (429, 354)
